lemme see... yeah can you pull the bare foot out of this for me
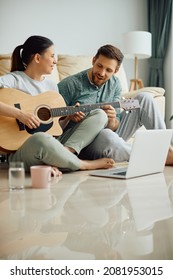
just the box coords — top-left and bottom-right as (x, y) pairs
(165, 147), (173, 166)
(80, 158), (115, 170)
(51, 166), (62, 176)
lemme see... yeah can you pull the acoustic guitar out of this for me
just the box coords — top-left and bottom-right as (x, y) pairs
(0, 88), (140, 152)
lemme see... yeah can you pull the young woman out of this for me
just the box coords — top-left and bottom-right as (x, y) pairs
(0, 35), (115, 173)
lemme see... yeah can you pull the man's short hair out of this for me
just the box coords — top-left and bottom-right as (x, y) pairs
(95, 45), (124, 66)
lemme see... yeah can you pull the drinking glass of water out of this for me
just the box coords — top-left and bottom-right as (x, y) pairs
(8, 162), (25, 191)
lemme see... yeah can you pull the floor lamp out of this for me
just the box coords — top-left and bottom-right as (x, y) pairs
(122, 31), (152, 91)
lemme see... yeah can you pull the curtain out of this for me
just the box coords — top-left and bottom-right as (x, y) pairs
(148, 0), (172, 87)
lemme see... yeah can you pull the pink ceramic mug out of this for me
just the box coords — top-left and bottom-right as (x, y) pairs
(30, 165), (56, 188)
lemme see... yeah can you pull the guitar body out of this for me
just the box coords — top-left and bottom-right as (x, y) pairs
(0, 89), (66, 152)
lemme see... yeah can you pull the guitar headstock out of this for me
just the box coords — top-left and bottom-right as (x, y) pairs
(120, 98), (140, 111)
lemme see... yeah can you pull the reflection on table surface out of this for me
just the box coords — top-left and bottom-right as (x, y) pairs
(0, 168), (173, 260)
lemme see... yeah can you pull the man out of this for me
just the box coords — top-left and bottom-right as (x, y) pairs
(58, 44), (173, 165)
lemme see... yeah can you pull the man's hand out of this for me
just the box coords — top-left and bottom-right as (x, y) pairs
(102, 104), (116, 120)
(102, 105), (119, 131)
(68, 102), (85, 123)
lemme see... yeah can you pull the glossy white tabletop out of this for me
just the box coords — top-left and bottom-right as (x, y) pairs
(0, 165), (173, 260)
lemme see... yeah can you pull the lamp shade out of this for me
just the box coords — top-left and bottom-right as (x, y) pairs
(122, 31), (152, 59)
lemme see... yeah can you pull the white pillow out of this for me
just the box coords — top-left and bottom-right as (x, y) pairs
(114, 64), (129, 92)
(122, 87), (165, 98)
(57, 55), (92, 80)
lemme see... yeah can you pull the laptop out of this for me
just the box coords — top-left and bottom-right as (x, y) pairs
(90, 129), (173, 179)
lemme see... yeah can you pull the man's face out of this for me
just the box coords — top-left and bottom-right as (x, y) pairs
(91, 54), (119, 87)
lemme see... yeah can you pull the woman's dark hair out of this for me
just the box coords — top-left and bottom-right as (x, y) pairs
(11, 35), (54, 72)
(94, 44), (124, 66)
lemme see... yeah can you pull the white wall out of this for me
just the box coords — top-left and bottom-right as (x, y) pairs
(0, 0), (148, 86)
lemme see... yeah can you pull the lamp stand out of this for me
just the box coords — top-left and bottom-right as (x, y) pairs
(129, 56), (144, 91)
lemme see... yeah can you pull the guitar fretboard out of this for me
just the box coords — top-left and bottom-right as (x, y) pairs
(50, 101), (120, 117)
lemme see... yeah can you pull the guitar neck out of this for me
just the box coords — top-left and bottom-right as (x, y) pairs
(51, 101), (120, 117)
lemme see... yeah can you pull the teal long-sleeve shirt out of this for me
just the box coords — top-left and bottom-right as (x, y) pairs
(57, 69), (122, 121)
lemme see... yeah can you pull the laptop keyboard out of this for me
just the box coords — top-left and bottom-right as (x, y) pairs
(112, 168), (127, 176)
(113, 171), (127, 176)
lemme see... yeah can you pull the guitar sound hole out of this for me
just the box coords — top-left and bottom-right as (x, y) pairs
(37, 107), (51, 121)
